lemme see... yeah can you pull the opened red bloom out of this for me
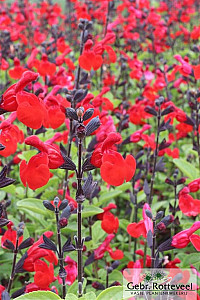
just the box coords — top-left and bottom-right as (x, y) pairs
(91, 132), (136, 186)
(20, 152), (51, 190)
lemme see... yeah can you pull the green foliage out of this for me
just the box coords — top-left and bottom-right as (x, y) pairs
(173, 158), (198, 180)
(96, 286), (123, 300)
(15, 291), (62, 300)
(65, 292), (96, 300)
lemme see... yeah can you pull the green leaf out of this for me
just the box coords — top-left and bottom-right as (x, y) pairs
(181, 253), (200, 268)
(14, 291), (61, 300)
(173, 159), (198, 180)
(18, 150), (38, 161)
(67, 279), (87, 295)
(96, 286), (123, 300)
(70, 205), (103, 219)
(79, 292), (96, 300)
(17, 198), (52, 216)
(92, 221), (106, 244)
(65, 294), (78, 300)
(1, 184), (16, 195)
(97, 190), (122, 206)
(115, 182), (132, 192)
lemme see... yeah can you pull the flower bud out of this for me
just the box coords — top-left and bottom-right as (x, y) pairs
(76, 124), (86, 139)
(59, 217), (68, 228)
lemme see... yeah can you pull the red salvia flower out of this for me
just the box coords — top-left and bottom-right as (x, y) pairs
(20, 152), (51, 190)
(58, 256), (77, 286)
(127, 203), (153, 238)
(23, 231), (58, 272)
(1, 71), (38, 112)
(8, 57), (27, 80)
(79, 39), (103, 71)
(34, 53), (56, 77)
(0, 112), (24, 157)
(34, 260), (56, 290)
(171, 221), (200, 250)
(16, 91), (46, 129)
(25, 135), (64, 169)
(179, 179), (200, 216)
(91, 132), (136, 186)
(101, 212), (119, 234)
(1, 221), (23, 249)
(94, 234), (123, 260)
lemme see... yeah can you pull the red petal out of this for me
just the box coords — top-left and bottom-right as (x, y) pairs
(190, 234), (200, 251)
(25, 135), (47, 153)
(92, 54), (103, 71)
(15, 71), (39, 93)
(102, 132), (122, 152)
(100, 152), (125, 186)
(124, 155), (136, 182)
(23, 153), (50, 190)
(78, 52), (93, 71)
(101, 212), (119, 234)
(46, 106), (65, 129)
(20, 160), (28, 187)
(179, 194), (200, 217)
(127, 220), (146, 238)
(194, 65), (200, 80)
(109, 248), (124, 260)
(16, 92), (45, 129)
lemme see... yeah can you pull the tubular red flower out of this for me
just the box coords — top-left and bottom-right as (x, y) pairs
(23, 231), (58, 272)
(171, 221), (200, 249)
(20, 152), (51, 190)
(101, 212), (119, 234)
(25, 135), (64, 169)
(1, 221), (23, 249)
(179, 180), (200, 216)
(127, 203), (153, 238)
(16, 91), (46, 129)
(100, 151), (136, 186)
(34, 261), (55, 290)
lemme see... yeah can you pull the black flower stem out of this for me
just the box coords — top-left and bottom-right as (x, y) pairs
(151, 219), (156, 268)
(100, 1), (111, 86)
(171, 179), (178, 260)
(143, 241), (147, 268)
(75, 28), (85, 90)
(55, 207), (66, 299)
(76, 138), (84, 297)
(7, 237), (19, 293)
(106, 270), (109, 289)
(172, 180), (177, 217)
(62, 27), (86, 199)
(133, 192), (138, 261)
(148, 106), (161, 205)
(195, 96), (200, 173)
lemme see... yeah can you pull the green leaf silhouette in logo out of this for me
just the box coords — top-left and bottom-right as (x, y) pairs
(143, 273), (153, 282)
(153, 271), (165, 281)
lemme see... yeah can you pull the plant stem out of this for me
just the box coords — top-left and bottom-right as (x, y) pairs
(55, 207), (66, 299)
(106, 270), (109, 288)
(76, 139), (84, 297)
(62, 27), (86, 199)
(148, 106), (161, 205)
(7, 237), (19, 293)
(195, 96), (200, 173)
(143, 241), (147, 268)
(151, 219), (156, 268)
(172, 180), (177, 217)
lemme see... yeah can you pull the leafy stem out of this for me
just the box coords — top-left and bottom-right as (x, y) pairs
(149, 105), (161, 205)
(151, 219), (156, 268)
(55, 206), (66, 299)
(7, 236), (19, 293)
